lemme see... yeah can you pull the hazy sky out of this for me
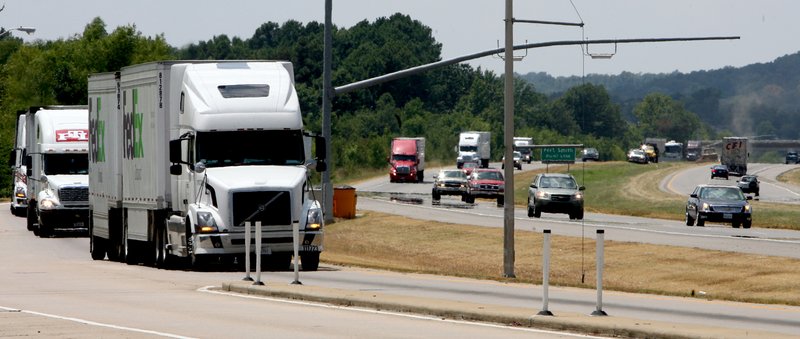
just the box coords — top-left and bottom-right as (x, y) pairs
(4, 1), (797, 77)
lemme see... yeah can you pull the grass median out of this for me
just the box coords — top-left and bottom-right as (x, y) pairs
(324, 211), (800, 306)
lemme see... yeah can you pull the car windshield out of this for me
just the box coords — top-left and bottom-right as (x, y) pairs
(442, 171), (466, 179)
(741, 176), (755, 182)
(700, 187), (745, 200)
(540, 176), (577, 189)
(476, 171), (503, 180)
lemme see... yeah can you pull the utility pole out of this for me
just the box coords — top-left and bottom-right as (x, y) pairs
(322, 0), (334, 223)
(502, 0), (516, 278)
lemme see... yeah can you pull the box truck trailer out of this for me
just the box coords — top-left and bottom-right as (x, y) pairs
(24, 106), (90, 237)
(456, 131), (490, 168)
(88, 61), (327, 270)
(8, 111), (28, 217)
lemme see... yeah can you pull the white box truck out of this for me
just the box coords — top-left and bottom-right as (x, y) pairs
(88, 61), (327, 270)
(24, 106), (90, 237)
(8, 111), (27, 217)
(721, 137), (748, 176)
(456, 131), (490, 168)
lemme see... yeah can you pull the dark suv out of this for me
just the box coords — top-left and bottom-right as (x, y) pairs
(786, 151), (799, 164)
(736, 175), (760, 196)
(431, 169), (468, 203)
(527, 173), (585, 220)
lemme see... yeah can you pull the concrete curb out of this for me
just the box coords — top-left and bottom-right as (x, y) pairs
(220, 281), (789, 339)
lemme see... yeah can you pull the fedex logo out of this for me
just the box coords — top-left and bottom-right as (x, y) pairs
(56, 129), (89, 142)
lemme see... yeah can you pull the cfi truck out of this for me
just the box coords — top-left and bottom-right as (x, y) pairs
(721, 137), (748, 176)
(456, 131), (491, 168)
(24, 106), (90, 237)
(88, 61), (327, 270)
(388, 137), (425, 183)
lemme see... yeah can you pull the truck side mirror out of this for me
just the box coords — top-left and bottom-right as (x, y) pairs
(170, 164), (183, 175)
(8, 150), (15, 167)
(24, 155), (32, 176)
(314, 135), (327, 172)
(169, 139), (183, 164)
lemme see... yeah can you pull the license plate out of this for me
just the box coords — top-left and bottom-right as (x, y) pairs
(74, 222), (84, 227)
(723, 213), (732, 219)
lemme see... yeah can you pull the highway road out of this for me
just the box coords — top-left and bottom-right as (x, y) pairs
(2, 204), (800, 337)
(664, 162), (800, 204)
(0, 210), (597, 338)
(355, 162), (800, 259)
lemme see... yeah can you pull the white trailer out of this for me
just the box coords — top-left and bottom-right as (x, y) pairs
(8, 111), (27, 217)
(513, 137), (533, 164)
(721, 137), (748, 176)
(24, 106), (90, 237)
(456, 131), (491, 168)
(88, 61), (327, 270)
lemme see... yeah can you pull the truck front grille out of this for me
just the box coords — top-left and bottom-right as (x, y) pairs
(232, 191), (291, 227)
(59, 187), (89, 202)
(396, 166), (411, 174)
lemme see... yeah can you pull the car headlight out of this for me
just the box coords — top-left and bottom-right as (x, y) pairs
(701, 202), (710, 211)
(306, 208), (323, 230)
(535, 191), (550, 199)
(573, 192), (583, 200)
(39, 197), (60, 210)
(744, 205), (751, 213)
(195, 211), (219, 233)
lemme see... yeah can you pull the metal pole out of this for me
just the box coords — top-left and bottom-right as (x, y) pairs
(243, 221), (253, 281)
(322, 0), (334, 223)
(538, 229), (553, 316)
(291, 221), (302, 284)
(502, 0), (516, 278)
(591, 229), (607, 316)
(254, 221), (265, 286)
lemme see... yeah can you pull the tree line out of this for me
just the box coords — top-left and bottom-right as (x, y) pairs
(1, 14), (717, 196)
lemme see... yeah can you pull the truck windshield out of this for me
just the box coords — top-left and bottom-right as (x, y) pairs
(196, 130), (305, 168)
(460, 146), (477, 152)
(43, 154), (88, 175)
(392, 154), (416, 162)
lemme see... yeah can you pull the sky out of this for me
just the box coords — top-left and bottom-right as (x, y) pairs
(4, 1), (799, 77)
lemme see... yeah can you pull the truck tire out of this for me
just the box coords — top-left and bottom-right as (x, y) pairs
(533, 205), (541, 218)
(496, 196), (504, 207)
(300, 252), (320, 271)
(743, 221), (752, 229)
(432, 190), (441, 202)
(26, 204), (36, 231)
(417, 171), (424, 183)
(527, 202), (534, 217)
(90, 223), (107, 260)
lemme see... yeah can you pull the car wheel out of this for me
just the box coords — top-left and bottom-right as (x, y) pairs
(696, 218), (705, 226)
(743, 220), (752, 229)
(527, 205), (534, 218)
(432, 190), (440, 202)
(732, 222), (741, 228)
(533, 205), (541, 218)
(685, 211), (695, 226)
(465, 195), (475, 204)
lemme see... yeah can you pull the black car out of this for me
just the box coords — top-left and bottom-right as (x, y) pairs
(736, 175), (760, 196)
(786, 151), (799, 164)
(685, 184), (752, 228)
(710, 164), (729, 180)
(581, 148), (600, 162)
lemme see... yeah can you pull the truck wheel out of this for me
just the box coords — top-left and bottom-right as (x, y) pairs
(696, 219), (705, 226)
(300, 252), (320, 271)
(90, 223), (107, 260)
(37, 223), (51, 238)
(417, 171), (424, 183)
(465, 194), (475, 204)
(496, 196), (504, 207)
(26, 204), (36, 231)
(575, 210), (584, 220)
(124, 230), (138, 265)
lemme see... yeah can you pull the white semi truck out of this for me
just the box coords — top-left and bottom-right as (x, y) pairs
(24, 106), (90, 237)
(88, 61), (327, 270)
(8, 111), (27, 217)
(456, 131), (491, 168)
(513, 137), (533, 164)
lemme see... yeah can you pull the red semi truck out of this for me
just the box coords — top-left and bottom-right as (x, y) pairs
(388, 137), (426, 183)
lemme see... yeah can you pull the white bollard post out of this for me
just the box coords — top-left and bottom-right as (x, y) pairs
(537, 229), (553, 316)
(291, 221), (302, 285)
(591, 229), (608, 316)
(253, 221), (265, 286)
(243, 221), (252, 281)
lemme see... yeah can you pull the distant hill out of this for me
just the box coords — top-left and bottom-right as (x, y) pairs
(521, 52), (800, 139)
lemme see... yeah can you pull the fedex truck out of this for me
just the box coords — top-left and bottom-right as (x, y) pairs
(24, 106), (90, 237)
(388, 137), (425, 183)
(88, 61), (327, 270)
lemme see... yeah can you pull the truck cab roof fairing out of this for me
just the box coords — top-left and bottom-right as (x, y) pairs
(180, 62), (303, 131)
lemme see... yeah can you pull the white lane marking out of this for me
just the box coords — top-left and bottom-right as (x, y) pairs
(198, 286), (609, 338)
(0, 305), (193, 338)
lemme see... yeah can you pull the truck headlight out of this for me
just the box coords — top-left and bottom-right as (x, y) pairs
(39, 197), (60, 210)
(306, 208), (323, 230)
(15, 186), (26, 198)
(195, 211), (219, 233)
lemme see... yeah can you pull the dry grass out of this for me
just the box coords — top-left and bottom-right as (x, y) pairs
(777, 167), (800, 186)
(324, 211), (800, 306)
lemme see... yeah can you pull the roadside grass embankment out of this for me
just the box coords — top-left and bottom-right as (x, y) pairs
(324, 160), (800, 306)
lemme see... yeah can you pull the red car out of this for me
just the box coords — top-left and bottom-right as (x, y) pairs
(465, 168), (505, 206)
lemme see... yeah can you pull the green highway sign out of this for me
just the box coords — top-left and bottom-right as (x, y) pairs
(541, 147), (576, 163)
